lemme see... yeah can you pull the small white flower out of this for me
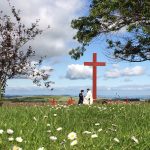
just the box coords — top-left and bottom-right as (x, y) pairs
(50, 136), (57, 141)
(70, 140), (78, 146)
(47, 130), (51, 133)
(112, 124), (117, 127)
(56, 127), (62, 131)
(8, 137), (14, 142)
(12, 146), (22, 150)
(68, 132), (77, 140)
(47, 124), (50, 127)
(83, 131), (91, 134)
(7, 129), (14, 134)
(113, 138), (120, 143)
(0, 129), (4, 134)
(91, 134), (98, 138)
(44, 116), (48, 118)
(98, 128), (103, 132)
(131, 136), (139, 144)
(16, 137), (23, 143)
(54, 114), (57, 116)
(95, 123), (100, 126)
(38, 147), (45, 150)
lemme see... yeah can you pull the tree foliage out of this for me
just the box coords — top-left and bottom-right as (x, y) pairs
(0, 1), (53, 99)
(70, 0), (150, 62)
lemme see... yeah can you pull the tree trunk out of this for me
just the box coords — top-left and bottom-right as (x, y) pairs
(0, 78), (6, 101)
(0, 79), (2, 101)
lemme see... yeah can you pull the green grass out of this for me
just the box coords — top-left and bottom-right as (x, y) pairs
(0, 103), (150, 150)
(3, 96), (79, 102)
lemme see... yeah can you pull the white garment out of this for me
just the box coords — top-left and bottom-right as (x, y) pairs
(83, 90), (93, 105)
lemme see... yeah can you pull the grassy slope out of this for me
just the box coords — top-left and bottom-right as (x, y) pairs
(0, 104), (150, 150)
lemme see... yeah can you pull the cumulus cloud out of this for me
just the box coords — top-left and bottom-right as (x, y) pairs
(0, 0), (85, 59)
(105, 66), (145, 79)
(122, 66), (144, 76)
(65, 64), (92, 80)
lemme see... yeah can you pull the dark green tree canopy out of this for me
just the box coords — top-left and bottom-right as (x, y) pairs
(70, 0), (150, 62)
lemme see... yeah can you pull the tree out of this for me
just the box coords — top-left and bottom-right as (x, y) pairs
(0, 2), (53, 100)
(69, 0), (150, 62)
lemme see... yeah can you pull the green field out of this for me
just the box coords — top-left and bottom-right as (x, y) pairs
(0, 103), (150, 150)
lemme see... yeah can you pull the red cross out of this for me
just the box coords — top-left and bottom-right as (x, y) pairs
(84, 53), (106, 101)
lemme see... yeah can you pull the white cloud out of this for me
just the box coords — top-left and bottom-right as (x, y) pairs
(105, 66), (145, 79)
(105, 68), (121, 78)
(66, 64), (92, 80)
(122, 66), (144, 76)
(0, 0), (85, 59)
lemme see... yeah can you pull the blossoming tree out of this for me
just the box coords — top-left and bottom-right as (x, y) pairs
(0, 2), (53, 100)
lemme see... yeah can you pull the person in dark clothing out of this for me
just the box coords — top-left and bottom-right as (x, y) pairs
(78, 90), (84, 104)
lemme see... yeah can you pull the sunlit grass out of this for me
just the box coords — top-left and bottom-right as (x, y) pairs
(0, 103), (149, 149)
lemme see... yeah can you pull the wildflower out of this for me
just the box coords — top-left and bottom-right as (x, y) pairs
(113, 138), (120, 143)
(47, 124), (50, 127)
(54, 114), (57, 116)
(57, 127), (62, 131)
(0, 129), (4, 134)
(38, 147), (45, 150)
(68, 132), (77, 140)
(8, 137), (14, 142)
(16, 137), (23, 143)
(95, 123), (100, 126)
(7, 129), (14, 134)
(91, 134), (98, 138)
(83, 131), (92, 134)
(47, 130), (51, 133)
(12, 145), (22, 150)
(70, 140), (78, 146)
(98, 128), (103, 132)
(50, 136), (57, 141)
(131, 136), (139, 144)
(112, 124), (117, 127)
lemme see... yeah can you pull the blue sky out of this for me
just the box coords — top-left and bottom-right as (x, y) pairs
(1, 0), (150, 98)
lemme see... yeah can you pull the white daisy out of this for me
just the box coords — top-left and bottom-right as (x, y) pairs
(131, 136), (139, 144)
(47, 130), (51, 133)
(8, 137), (14, 142)
(68, 132), (77, 140)
(0, 129), (4, 134)
(56, 127), (62, 131)
(95, 123), (100, 126)
(91, 134), (98, 138)
(83, 131), (92, 134)
(12, 145), (22, 150)
(98, 128), (103, 132)
(113, 138), (120, 143)
(7, 129), (14, 134)
(16, 137), (23, 143)
(70, 140), (78, 146)
(50, 136), (57, 141)
(38, 147), (45, 150)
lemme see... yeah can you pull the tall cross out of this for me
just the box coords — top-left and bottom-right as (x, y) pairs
(84, 53), (106, 100)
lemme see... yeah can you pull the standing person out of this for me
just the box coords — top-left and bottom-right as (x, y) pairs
(78, 90), (84, 104)
(83, 88), (93, 105)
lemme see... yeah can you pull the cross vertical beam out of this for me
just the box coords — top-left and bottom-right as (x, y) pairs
(93, 53), (97, 101)
(84, 53), (106, 101)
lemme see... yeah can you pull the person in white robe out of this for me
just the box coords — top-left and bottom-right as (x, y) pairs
(83, 89), (93, 105)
